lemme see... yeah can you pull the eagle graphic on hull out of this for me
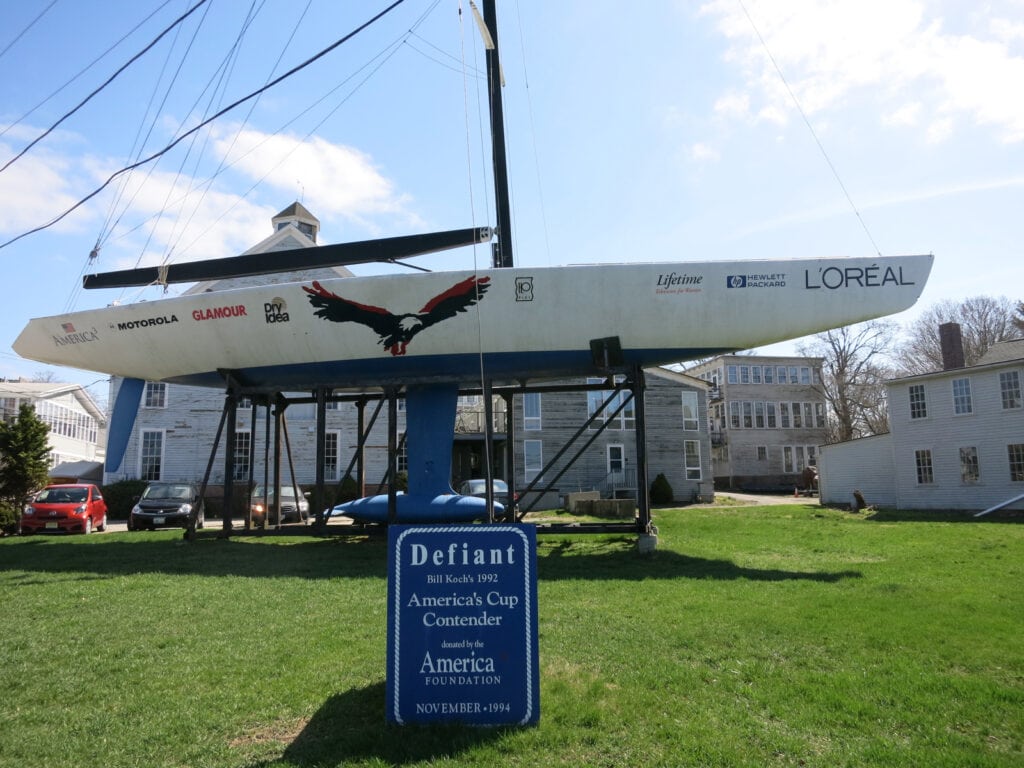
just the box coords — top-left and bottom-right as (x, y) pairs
(302, 275), (491, 355)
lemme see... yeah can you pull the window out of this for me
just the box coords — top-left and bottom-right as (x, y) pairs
(756, 446), (768, 461)
(815, 403), (827, 429)
(607, 444), (625, 478)
(783, 446), (794, 473)
(959, 446), (979, 484)
(681, 391), (699, 431)
(789, 367), (799, 384)
(754, 401), (765, 429)
(751, 366), (762, 384)
(727, 365), (738, 384)
(324, 432), (339, 481)
(1009, 444), (1024, 482)
(237, 396), (253, 410)
(800, 367), (811, 384)
(766, 402), (777, 428)
(729, 401), (741, 429)
(233, 431), (251, 481)
(776, 366), (788, 384)
(144, 381), (166, 409)
(742, 401), (753, 429)
(763, 366), (774, 384)
(803, 403), (814, 428)
(523, 393), (542, 430)
(396, 438), (408, 473)
(915, 449), (934, 484)
(780, 402), (790, 428)
(791, 402), (803, 428)
(140, 430), (164, 481)
(524, 440), (543, 482)
(740, 365), (750, 384)
(684, 440), (701, 480)
(909, 384), (927, 419)
(586, 377), (633, 430)
(952, 378), (973, 415)
(1000, 371), (1022, 410)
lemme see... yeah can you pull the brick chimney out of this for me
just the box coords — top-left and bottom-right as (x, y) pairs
(939, 322), (965, 370)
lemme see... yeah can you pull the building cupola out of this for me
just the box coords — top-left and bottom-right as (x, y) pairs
(271, 201), (320, 244)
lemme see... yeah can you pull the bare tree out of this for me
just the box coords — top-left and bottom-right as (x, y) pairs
(1013, 300), (1024, 335)
(797, 320), (898, 443)
(896, 296), (1018, 375)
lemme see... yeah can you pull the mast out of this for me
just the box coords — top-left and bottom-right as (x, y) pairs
(483, 0), (514, 269)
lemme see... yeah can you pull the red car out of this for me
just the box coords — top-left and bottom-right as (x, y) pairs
(20, 484), (108, 535)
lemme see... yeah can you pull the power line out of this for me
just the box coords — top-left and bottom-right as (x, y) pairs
(0, 0), (409, 253)
(0, 0), (212, 175)
(0, 1), (177, 142)
(0, 0), (59, 62)
(737, 0), (883, 257)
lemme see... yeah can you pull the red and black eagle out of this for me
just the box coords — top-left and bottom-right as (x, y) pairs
(302, 275), (491, 355)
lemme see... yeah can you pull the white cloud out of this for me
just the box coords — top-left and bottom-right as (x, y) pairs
(699, 0), (1024, 143)
(210, 127), (419, 230)
(690, 142), (720, 162)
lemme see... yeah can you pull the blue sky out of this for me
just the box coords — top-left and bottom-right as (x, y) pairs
(1, 0), (1022, 405)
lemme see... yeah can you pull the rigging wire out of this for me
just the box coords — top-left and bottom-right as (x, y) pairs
(159, 0), (313, 272)
(737, 0), (883, 257)
(0, 0), (59, 62)
(0, 0), (212, 175)
(460, 1), (497, 501)
(513, 0), (551, 266)
(135, 1), (441, 268)
(131, 0), (267, 286)
(95, 0), (218, 253)
(64, 0), (216, 314)
(0, 0), (410, 254)
(0, 0), (177, 142)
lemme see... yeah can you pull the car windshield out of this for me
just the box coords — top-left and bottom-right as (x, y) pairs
(142, 485), (193, 501)
(252, 485), (299, 499)
(37, 487), (88, 503)
(464, 480), (508, 494)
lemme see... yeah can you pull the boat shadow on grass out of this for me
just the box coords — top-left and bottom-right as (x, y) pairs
(242, 682), (511, 768)
(1, 532), (861, 584)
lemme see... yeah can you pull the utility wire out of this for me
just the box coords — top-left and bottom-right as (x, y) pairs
(0, 0), (59, 62)
(0, 1), (176, 141)
(0, 0), (211, 175)
(738, 0), (882, 257)
(0, 0), (409, 253)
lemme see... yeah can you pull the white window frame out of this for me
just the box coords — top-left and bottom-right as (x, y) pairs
(684, 440), (702, 480)
(323, 430), (341, 481)
(523, 392), (542, 431)
(952, 377), (973, 415)
(523, 439), (543, 482)
(1000, 371), (1022, 410)
(233, 430), (251, 482)
(143, 381), (167, 409)
(959, 446), (980, 485)
(139, 429), (165, 481)
(681, 391), (699, 431)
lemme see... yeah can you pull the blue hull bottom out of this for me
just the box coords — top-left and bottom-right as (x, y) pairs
(334, 493), (505, 523)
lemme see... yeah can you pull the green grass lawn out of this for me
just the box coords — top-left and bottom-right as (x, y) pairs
(1, 505), (1021, 767)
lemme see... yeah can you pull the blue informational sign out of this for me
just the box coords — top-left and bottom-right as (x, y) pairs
(386, 524), (540, 725)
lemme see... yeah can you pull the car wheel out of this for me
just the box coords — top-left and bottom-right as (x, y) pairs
(98, 514), (107, 532)
(83, 516), (93, 535)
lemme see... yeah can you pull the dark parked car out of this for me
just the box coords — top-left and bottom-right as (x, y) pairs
(129, 482), (204, 530)
(457, 479), (518, 513)
(20, 484), (107, 534)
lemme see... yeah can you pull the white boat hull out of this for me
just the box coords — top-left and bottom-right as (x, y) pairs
(15, 256), (933, 389)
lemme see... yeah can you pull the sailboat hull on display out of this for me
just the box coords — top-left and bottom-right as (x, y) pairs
(14, 255), (932, 391)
